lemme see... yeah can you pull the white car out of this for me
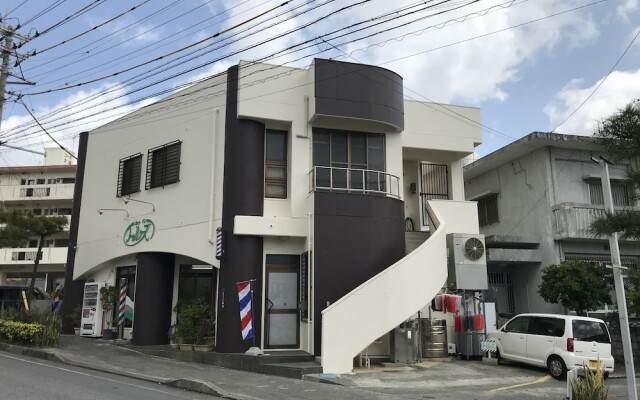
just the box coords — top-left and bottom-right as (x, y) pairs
(487, 313), (614, 379)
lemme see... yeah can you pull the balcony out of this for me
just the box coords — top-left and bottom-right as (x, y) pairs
(0, 183), (75, 202)
(552, 203), (638, 240)
(308, 166), (400, 199)
(0, 247), (68, 265)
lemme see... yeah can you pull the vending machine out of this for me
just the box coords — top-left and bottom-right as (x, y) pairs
(80, 281), (106, 337)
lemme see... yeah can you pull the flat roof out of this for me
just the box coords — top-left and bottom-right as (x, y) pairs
(464, 132), (599, 180)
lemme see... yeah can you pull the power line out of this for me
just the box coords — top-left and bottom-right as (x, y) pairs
(17, 0), (297, 95)
(17, 98), (76, 159)
(35, 0), (153, 55)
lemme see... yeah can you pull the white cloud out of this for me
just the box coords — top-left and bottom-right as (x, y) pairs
(0, 82), (157, 166)
(617, 0), (639, 21)
(214, 0), (603, 104)
(543, 69), (640, 135)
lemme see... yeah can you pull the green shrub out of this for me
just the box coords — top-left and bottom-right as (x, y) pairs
(571, 361), (609, 400)
(174, 300), (211, 344)
(0, 320), (44, 345)
(0, 309), (61, 347)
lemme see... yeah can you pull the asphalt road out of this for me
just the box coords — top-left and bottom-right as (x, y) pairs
(0, 352), (217, 400)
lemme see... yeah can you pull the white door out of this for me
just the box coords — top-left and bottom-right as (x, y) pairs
(498, 316), (530, 362)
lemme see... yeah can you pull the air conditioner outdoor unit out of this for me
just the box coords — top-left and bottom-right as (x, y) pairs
(446, 233), (488, 291)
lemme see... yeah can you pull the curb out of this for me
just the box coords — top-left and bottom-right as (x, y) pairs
(0, 343), (248, 400)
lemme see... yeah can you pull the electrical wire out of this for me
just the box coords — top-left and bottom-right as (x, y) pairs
(4, 0), (30, 19)
(35, 0), (153, 55)
(18, 0), (298, 95)
(22, 0), (67, 26)
(17, 98), (76, 159)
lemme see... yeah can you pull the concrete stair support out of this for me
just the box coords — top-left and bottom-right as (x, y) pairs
(321, 200), (481, 374)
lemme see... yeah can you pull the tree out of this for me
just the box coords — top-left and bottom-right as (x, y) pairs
(590, 101), (640, 314)
(538, 260), (613, 316)
(0, 206), (67, 306)
(590, 101), (640, 240)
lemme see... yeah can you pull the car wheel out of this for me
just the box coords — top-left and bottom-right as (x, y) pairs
(495, 349), (501, 365)
(603, 372), (609, 380)
(547, 356), (567, 380)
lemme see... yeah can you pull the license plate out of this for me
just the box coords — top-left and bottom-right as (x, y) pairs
(588, 360), (598, 369)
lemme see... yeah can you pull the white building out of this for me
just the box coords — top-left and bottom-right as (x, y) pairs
(0, 147), (76, 290)
(66, 59), (485, 373)
(464, 132), (640, 318)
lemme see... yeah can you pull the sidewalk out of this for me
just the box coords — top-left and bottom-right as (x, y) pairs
(0, 335), (636, 399)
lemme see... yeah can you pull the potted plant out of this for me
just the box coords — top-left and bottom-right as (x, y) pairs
(168, 324), (180, 350)
(194, 318), (215, 352)
(99, 285), (118, 340)
(174, 300), (211, 351)
(70, 304), (82, 336)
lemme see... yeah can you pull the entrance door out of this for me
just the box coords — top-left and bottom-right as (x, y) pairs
(265, 255), (300, 349)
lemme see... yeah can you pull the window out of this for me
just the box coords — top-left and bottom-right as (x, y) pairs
(36, 179), (45, 185)
(477, 194), (499, 226)
(61, 178), (75, 184)
(146, 141), (181, 189)
(505, 316), (530, 333)
(47, 178), (56, 184)
(58, 208), (72, 216)
(265, 130), (288, 199)
(529, 317), (565, 337)
(55, 239), (70, 248)
(117, 153), (142, 197)
(572, 320), (610, 343)
(178, 265), (214, 305)
(312, 128), (385, 190)
(588, 179), (634, 206)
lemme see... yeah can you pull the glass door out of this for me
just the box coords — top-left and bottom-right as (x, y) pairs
(265, 255), (300, 349)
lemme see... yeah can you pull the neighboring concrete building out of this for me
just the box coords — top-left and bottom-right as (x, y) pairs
(0, 147), (76, 290)
(464, 132), (640, 318)
(66, 59), (485, 373)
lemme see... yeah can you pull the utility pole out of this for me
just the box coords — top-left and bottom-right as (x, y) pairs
(0, 24), (13, 134)
(592, 155), (637, 400)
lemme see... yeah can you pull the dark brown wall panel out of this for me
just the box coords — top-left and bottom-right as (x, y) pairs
(314, 59), (404, 131)
(216, 65), (265, 353)
(133, 252), (175, 345)
(313, 192), (405, 355)
(61, 131), (88, 334)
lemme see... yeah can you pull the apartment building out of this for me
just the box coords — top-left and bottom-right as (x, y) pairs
(65, 59), (485, 373)
(0, 147), (76, 291)
(464, 132), (640, 317)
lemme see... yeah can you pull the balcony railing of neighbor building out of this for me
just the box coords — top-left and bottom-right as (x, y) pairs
(308, 166), (400, 199)
(552, 202), (640, 239)
(0, 183), (75, 201)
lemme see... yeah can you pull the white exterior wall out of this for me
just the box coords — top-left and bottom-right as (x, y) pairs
(74, 60), (484, 360)
(75, 73), (228, 278)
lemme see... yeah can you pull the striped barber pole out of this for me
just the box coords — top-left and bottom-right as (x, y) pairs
(236, 280), (254, 341)
(215, 227), (224, 260)
(118, 279), (127, 326)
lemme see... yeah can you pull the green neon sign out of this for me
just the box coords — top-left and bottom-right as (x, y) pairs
(123, 219), (155, 246)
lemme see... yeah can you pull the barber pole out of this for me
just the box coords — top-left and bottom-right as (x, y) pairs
(216, 227), (224, 260)
(118, 278), (127, 326)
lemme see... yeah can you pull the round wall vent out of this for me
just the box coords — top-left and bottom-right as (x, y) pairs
(464, 237), (484, 260)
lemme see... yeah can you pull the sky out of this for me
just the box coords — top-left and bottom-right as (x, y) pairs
(0, 0), (639, 167)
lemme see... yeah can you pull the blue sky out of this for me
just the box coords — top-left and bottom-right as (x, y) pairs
(0, 0), (639, 166)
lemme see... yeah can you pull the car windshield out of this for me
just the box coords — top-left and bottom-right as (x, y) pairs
(572, 320), (610, 343)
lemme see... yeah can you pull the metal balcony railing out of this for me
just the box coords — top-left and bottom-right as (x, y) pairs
(308, 166), (400, 199)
